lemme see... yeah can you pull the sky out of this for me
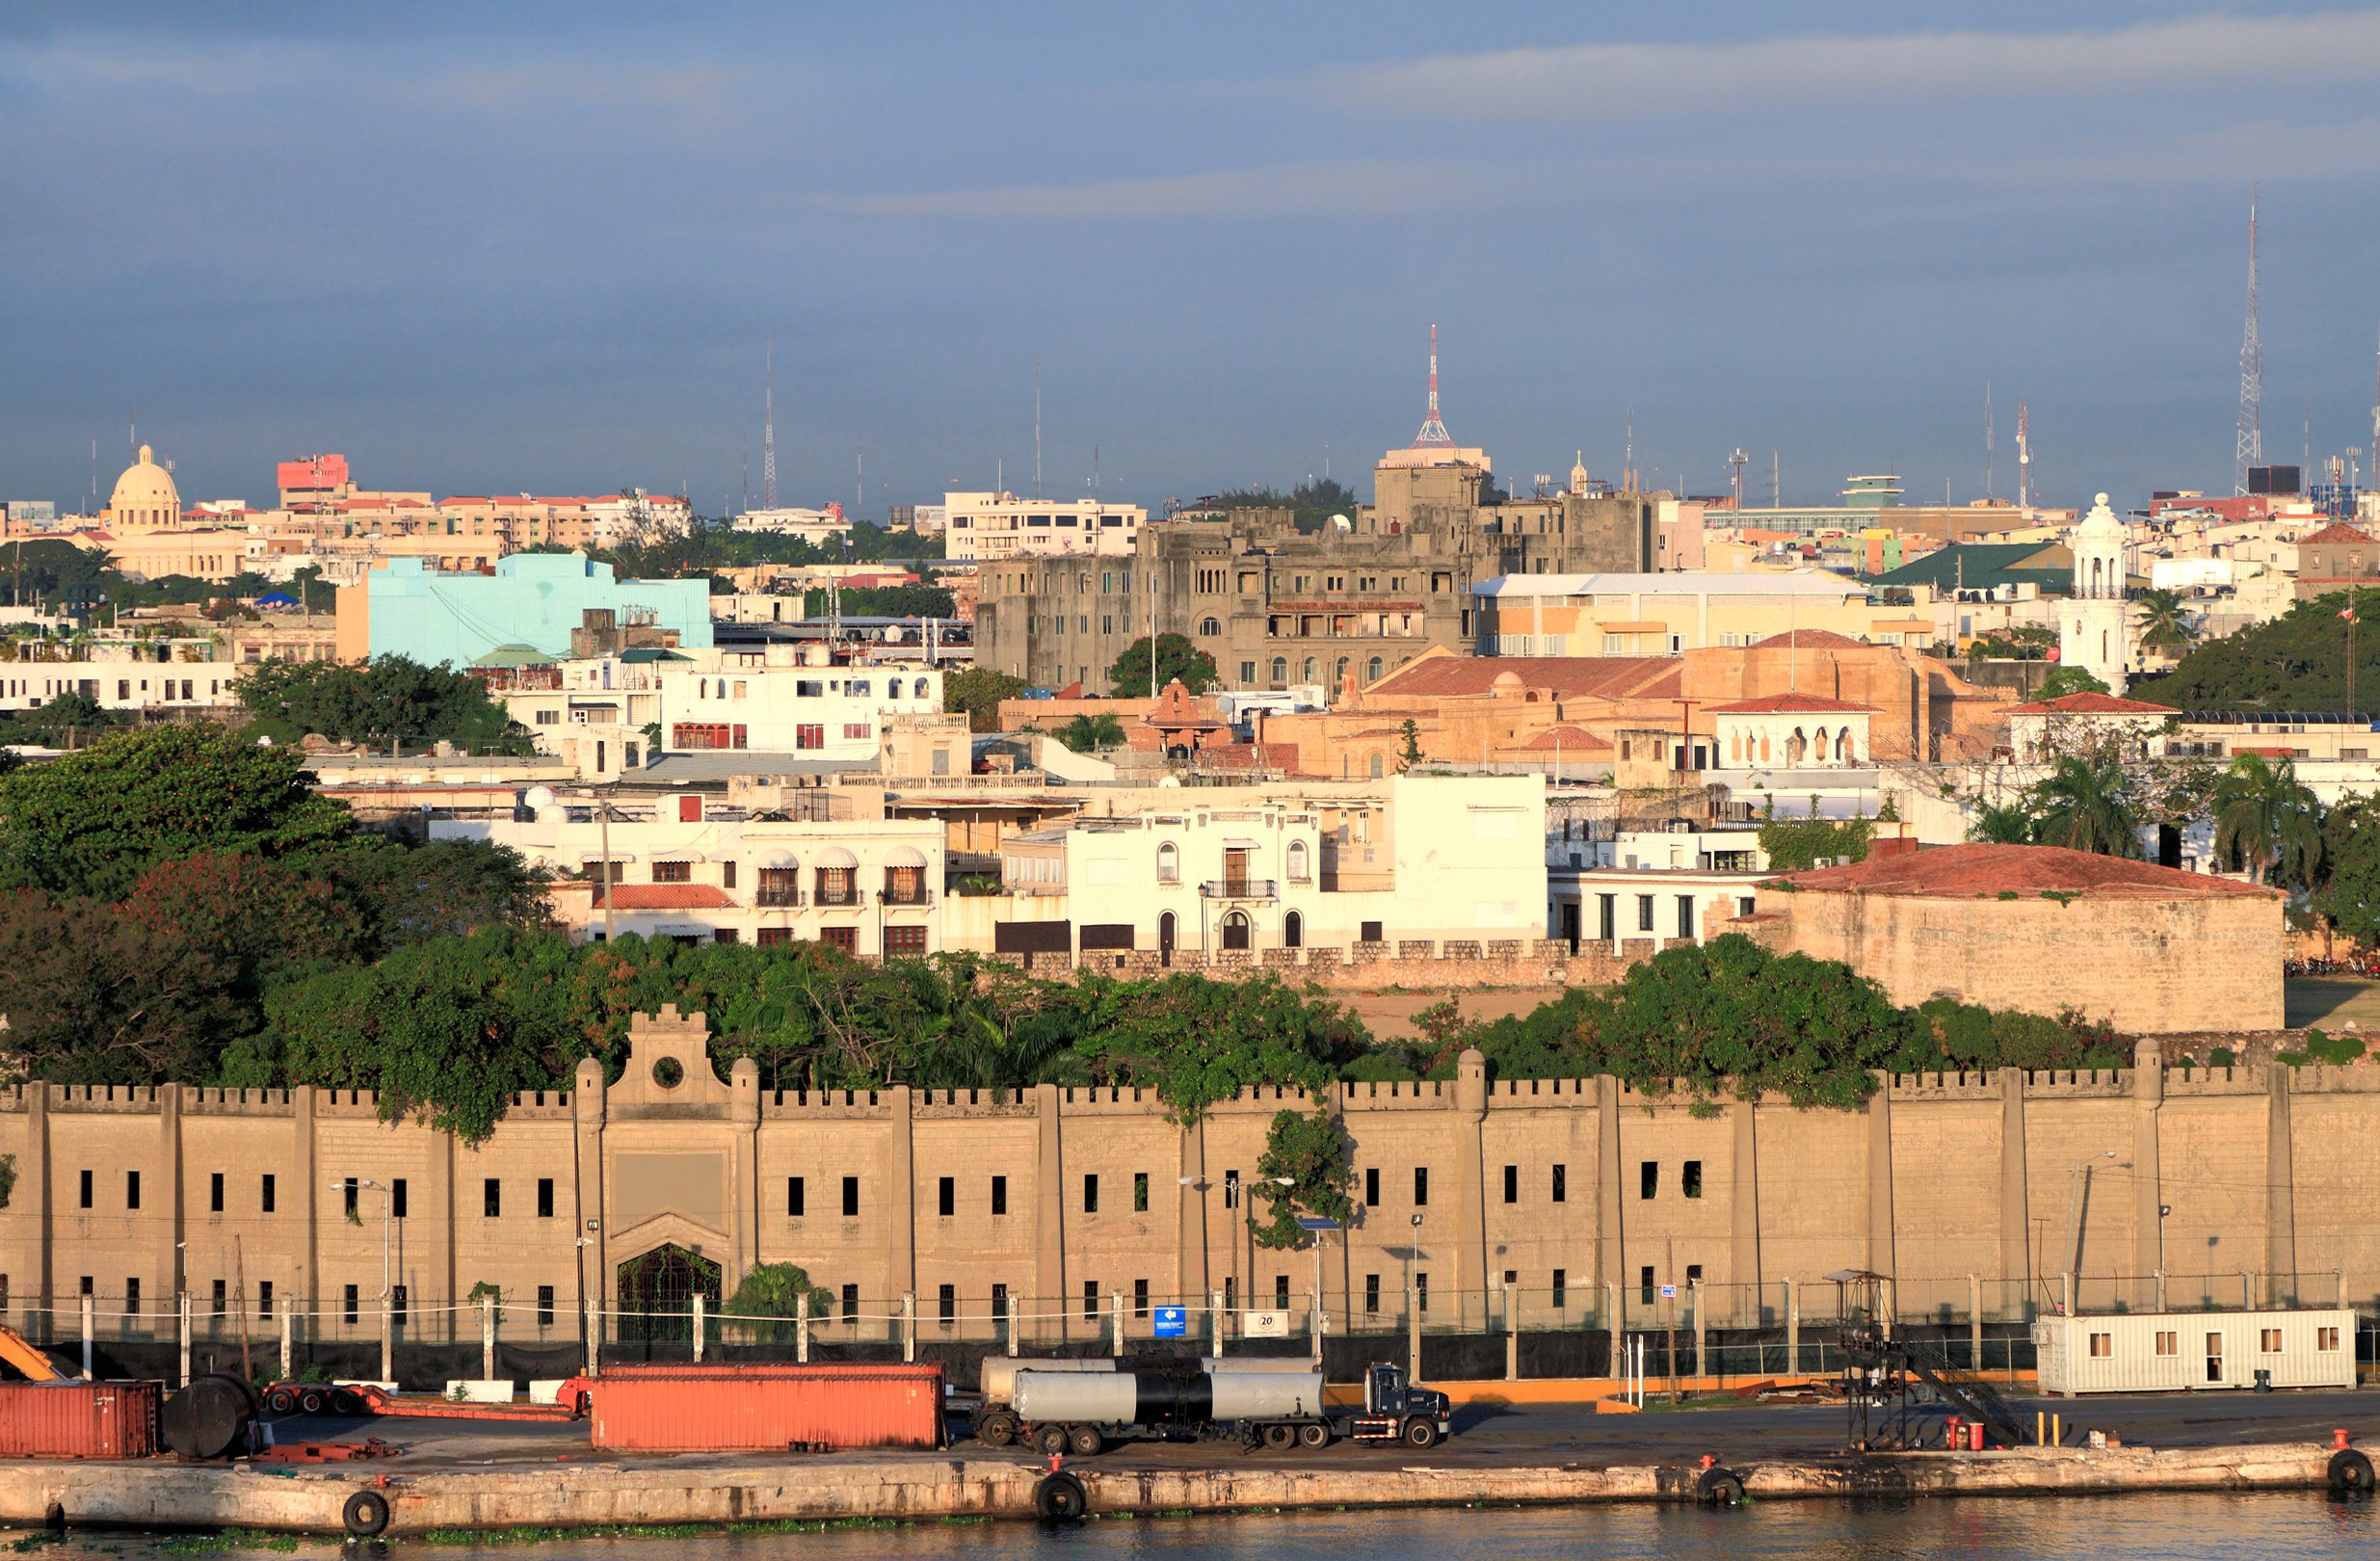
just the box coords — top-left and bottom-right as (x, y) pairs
(4, 2), (2379, 516)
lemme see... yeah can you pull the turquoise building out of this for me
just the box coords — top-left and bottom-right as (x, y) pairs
(362, 554), (714, 666)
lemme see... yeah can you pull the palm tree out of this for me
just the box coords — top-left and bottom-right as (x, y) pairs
(2210, 753), (2323, 889)
(1969, 801), (2035, 845)
(2023, 754), (2140, 857)
(2132, 587), (2198, 651)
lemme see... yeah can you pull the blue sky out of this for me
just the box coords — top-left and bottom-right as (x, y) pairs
(4, 3), (2378, 515)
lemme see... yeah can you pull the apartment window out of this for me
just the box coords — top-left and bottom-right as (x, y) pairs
(1274, 1274), (1291, 1311)
(1686, 1264), (1702, 1286)
(126, 1171), (141, 1210)
(1502, 1165), (1518, 1204)
(1640, 1161), (1659, 1200)
(1636, 894), (1654, 933)
(1682, 1160), (1704, 1199)
(537, 1285), (555, 1327)
(1134, 1279), (1150, 1316)
(992, 1283), (1009, 1320)
(210, 1173), (225, 1213)
(1413, 1167), (1429, 1206)
(537, 1177), (554, 1219)
(343, 1284), (359, 1324)
(257, 1281), (274, 1319)
(391, 1178), (408, 1219)
(1224, 1277), (1237, 1310)
(79, 1170), (92, 1209)
(2318, 1326), (2341, 1352)
(1640, 1266), (1656, 1305)
(884, 924), (928, 958)
(722, 861), (737, 889)
(841, 1284), (859, 1322)
(1551, 1164), (1568, 1204)
(2155, 1330), (2179, 1357)
(651, 860), (692, 884)
(1415, 1274), (1429, 1314)
(484, 1178), (501, 1218)
(2089, 1333), (2112, 1359)
(841, 1176), (859, 1217)
(1552, 1269), (1568, 1310)
(1240, 662), (1256, 684)
(1083, 1174), (1100, 1213)
(80, 1277), (93, 1298)
(126, 1278), (141, 1313)
(1133, 1173), (1150, 1213)
(392, 1284), (409, 1326)
(261, 1175), (276, 1214)
(1224, 1171), (1240, 1209)
(939, 1284), (957, 1326)
(1364, 1274), (1381, 1314)
(938, 1177), (955, 1217)
(212, 1280), (226, 1315)
(991, 1175), (1008, 1216)
(1363, 1168), (1380, 1207)
(344, 1178), (359, 1218)
(2261, 1329), (2284, 1353)
(1082, 1281), (1099, 1319)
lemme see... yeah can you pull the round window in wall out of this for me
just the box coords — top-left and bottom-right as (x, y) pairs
(652, 1056), (684, 1090)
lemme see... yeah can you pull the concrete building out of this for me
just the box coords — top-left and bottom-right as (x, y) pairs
(1708, 692), (1875, 768)
(2006, 691), (2180, 762)
(1750, 844), (2283, 1034)
(943, 491), (1145, 562)
(0, 636), (242, 715)
(652, 653), (940, 760)
(1472, 570), (1923, 657)
(336, 554), (713, 668)
(731, 507), (853, 542)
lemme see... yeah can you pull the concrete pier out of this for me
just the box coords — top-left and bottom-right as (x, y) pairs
(0, 1440), (2348, 1537)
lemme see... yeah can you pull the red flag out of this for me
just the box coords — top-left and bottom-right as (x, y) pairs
(2343, 608), (2359, 622)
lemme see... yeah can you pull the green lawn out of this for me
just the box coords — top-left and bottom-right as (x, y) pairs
(2284, 977), (2380, 1031)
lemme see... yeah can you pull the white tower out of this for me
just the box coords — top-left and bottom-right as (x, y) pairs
(2056, 491), (2130, 693)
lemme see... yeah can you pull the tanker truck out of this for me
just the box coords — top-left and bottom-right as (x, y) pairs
(1006, 1362), (1450, 1455)
(972, 1355), (1349, 1446)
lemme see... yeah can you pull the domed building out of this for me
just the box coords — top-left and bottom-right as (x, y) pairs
(106, 443), (182, 533)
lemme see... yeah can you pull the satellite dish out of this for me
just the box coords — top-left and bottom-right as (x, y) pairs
(525, 785), (557, 810)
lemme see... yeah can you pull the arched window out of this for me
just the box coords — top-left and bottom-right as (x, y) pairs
(1366, 656), (1384, 682)
(1759, 733), (1771, 762)
(1199, 617), (1221, 637)
(1156, 842), (1179, 884)
(1220, 912), (1252, 952)
(1270, 657), (1288, 685)
(1301, 657), (1317, 683)
(1335, 657), (1349, 686)
(1283, 910), (1304, 948)
(1368, 753), (1386, 779)
(1785, 728), (1808, 765)
(1286, 841), (1310, 883)
(913, 677), (931, 699)
(1838, 729), (1857, 763)
(1730, 730), (1742, 762)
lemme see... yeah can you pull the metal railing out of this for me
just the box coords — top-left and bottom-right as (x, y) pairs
(1199, 878), (1278, 900)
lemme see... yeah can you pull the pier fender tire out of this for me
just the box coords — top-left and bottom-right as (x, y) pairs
(1402, 1417), (1441, 1450)
(1035, 1423), (1071, 1457)
(342, 1490), (392, 1539)
(2330, 1448), (2376, 1495)
(1068, 1424), (1105, 1458)
(976, 1411), (1018, 1448)
(1298, 1421), (1332, 1449)
(1698, 1468), (1746, 1508)
(264, 1387), (299, 1416)
(1036, 1470), (1089, 1522)
(1262, 1423), (1297, 1451)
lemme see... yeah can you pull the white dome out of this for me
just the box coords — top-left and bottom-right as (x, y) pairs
(107, 444), (181, 531)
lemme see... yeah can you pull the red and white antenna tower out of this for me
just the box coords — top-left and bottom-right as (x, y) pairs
(2235, 184), (2263, 496)
(1412, 324), (1454, 447)
(761, 334), (779, 512)
(2016, 400), (2032, 508)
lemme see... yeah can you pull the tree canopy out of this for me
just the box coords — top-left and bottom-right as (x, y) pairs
(941, 667), (1026, 730)
(2132, 590), (2376, 712)
(1107, 633), (1217, 697)
(235, 656), (532, 754)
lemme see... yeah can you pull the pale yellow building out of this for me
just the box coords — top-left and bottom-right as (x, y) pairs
(1471, 570), (1931, 656)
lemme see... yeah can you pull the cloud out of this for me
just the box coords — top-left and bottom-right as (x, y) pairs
(843, 158), (1491, 219)
(1328, 12), (2380, 119)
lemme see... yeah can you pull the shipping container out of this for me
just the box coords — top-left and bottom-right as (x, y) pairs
(0, 1380), (162, 1459)
(589, 1363), (943, 1452)
(2034, 1308), (2358, 1395)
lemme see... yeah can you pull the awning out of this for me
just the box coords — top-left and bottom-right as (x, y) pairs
(884, 845), (929, 867)
(813, 846), (859, 869)
(755, 849), (797, 869)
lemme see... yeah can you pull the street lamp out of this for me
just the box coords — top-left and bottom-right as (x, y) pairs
(2061, 1151), (2128, 1310)
(330, 1177), (396, 1379)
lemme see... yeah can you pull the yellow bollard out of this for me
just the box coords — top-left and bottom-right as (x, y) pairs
(2052, 1413), (2062, 1447)
(2036, 1410), (2046, 1446)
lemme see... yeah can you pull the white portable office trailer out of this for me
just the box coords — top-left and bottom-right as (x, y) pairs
(2034, 1308), (2357, 1395)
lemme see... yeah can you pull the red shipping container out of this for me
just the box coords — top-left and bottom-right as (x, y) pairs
(0, 1380), (161, 1459)
(589, 1363), (943, 1452)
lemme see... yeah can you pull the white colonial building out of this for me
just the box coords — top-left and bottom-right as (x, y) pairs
(1708, 691), (1875, 768)
(2057, 492), (2132, 693)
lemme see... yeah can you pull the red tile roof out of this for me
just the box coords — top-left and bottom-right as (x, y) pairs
(1779, 843), (2275, 900)
(1707, 692), (1879, 714)
(1367, 654), (1682, 701)
(1752, 628), (1865, 649)
(2007, 692), (2180, 716)
(2298, 521), (2378, 546)
(593, 885), (739, 911)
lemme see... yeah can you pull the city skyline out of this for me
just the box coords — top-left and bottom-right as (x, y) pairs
(5, 3), (2380, 514)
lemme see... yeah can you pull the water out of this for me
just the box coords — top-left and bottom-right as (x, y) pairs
(8, 1493), (2377, 1561)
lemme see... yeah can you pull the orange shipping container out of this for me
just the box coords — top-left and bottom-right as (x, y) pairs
(589, 1363), (943, 1452)
(0, 1380), (161, 1459)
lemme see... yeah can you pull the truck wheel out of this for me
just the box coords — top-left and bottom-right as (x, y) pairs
(1403, 1417), (1441, 1449)
(1699, 1468), (1746, 1507)
(2331, 1448), (2376, 1495)
(975, 1411), (1018, 1447)
(263, 1388), (298, 1416)
(297, 1388), (328, 1416)
(1068, 1424), (1105, 1458)
(330, 1388), (364, 1416)
(1035, 1470), (1088, 1521)
(1298, 1421), (1332, 1449)
(1261, 1423), (1297, 1451)
(1035, 1424), (1071, 1457)
(342, 1491), (391, 1539)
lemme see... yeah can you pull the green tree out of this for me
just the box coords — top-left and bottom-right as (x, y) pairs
(941, 667), (1027, 732)
(1969, 801), (2036, 845)
(0, 725), (352, 899)
(1758, 813), (1874, 869)
(1395, 719), (1424, 774)
(9, 691), (127, 748)
(2314, 792), (2380, 945)
(724, 1261), (831, 1339)
(2023, 754), (2139, 857)
(2132, 590), (2375, 711)
(1247, 1108), (1358, 1251)
(2209, 752), (2323, 889)
(2131, 588), (2198, 651)
(801, 583), (955, 619)
(0, 889), (245, 1085)
(1055, 713), (1126, 753)
(312, 837), (552, 953)
(235, 655), (531, 753)
(2036, 664), (2110, 699)
(1107, 633), (1217, 697)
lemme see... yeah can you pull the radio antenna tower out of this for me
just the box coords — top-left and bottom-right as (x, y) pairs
(1728, 447), (1748, 511)
(761, 334), (779, 512)
(1033, 358), (1043, 499)
(1413, 324), (1454, 447)
(2235, 183), (2263, 496)
(2016, 400), (2032, 508)
(1985, 382), (1996, 500)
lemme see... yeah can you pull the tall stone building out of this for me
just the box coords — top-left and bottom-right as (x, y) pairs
(976, 446), (1657, 695)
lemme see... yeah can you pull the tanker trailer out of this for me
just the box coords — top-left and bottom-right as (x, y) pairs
(1012, 1366), (1332, 1455)
(972, 1357), (1117, 1447)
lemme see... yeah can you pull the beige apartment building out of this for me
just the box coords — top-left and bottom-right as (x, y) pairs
(4, 1008), (2372, 1346)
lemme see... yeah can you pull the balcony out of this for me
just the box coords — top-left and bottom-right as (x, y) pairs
(754, 886), (806, 909)
(814, 890), (861, 910)
(880, 890), (935, 909)
(1199, 878), (1278, 901)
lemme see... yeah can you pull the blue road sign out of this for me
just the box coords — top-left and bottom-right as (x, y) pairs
(1152, 1306), (1187, 1338)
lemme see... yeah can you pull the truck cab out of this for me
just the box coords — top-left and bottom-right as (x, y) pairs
(1352, 1363), (1453, 1447)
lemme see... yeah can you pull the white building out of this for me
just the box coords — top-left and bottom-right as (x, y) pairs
(0, 638), (243, 714)
(652, 651), (940, 760)
(2006, 691), (2180, 762)
(1709, 692), (1875, 769)
(943, 490), (1145, 561)
(731, 506), (853, 543)
(2056, 492), (2131, 692)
